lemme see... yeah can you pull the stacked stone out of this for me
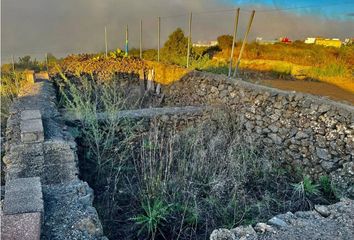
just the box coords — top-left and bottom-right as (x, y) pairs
(1, 177), (43, 240)
(163, 70), (354, 197)
(2, 74), (106, 239)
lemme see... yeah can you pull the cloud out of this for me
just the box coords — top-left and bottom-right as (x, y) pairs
(1, 0), (353, 62)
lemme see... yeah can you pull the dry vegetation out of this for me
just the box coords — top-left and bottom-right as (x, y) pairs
(0, 66), (26, 132)
(208, 42), (354, 93)
(52, 40), (354, 95)
(57, 73), (338, 239)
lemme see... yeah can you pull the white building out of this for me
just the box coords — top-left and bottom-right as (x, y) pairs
(304, 37), (316, 44)
(193, 41), (218, 47)
(256, 37), (278, 45)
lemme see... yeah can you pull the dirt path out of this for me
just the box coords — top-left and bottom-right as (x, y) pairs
(259, 79), (354, 105)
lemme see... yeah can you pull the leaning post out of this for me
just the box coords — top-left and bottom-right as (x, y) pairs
(228, 8), (240, 77)
(140, 20), (143, 59)
(157, 16), (161, 62)
(125, 25), (129, 56)
(233, 10), (255, 78)
(186, 12), (192, 68)
(104, 26), (108, 58)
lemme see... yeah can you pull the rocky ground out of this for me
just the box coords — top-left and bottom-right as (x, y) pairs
(210, 198), (354, 240)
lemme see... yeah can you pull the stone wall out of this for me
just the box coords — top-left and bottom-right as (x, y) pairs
(1, 76), (106, 239)
(52, 55), (189, 85)
(163, 71), (354, 197)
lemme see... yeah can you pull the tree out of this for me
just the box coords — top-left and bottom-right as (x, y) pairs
(18, 56), (32, 68)
(16, 55), (41, 71)
(47, 53), (57, 63)
(161, 28), (188, 64)
(217, 35), (234, 50)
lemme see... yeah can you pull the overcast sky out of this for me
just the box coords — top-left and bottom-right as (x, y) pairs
(1, 0), (353, 62)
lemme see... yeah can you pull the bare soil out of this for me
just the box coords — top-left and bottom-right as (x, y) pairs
(258, 79), (354, 105)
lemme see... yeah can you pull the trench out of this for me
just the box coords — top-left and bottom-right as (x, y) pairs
(70, 110), (338, 240)
(56, 70), (351, 239)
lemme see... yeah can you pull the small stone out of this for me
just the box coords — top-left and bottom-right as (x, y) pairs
(230, 92), (237, 98)
(219, 90), (229, 98)
(245, 122), (254, 131)
(321, 161), (335, 172)
(210, 86), (219, 94)
(276, 212), (295, 222)
(310, 104), (319, 112)
(254, 223), (275, 233)
(160, 115), (169, 122)
(314, 205), (331, 217)
(75, 217), (102, 235)
(318, 104), (331, 113)
(269, 133), (282, 145)
(231, 225), (256, 238)
(268, 216), (288, 228)
(274, 101), (283, 109)
(269, 125), (279, 133)
(316, 148), (330, 160)
(210, 229), (236, 240)
(218, 84), (226, 91)
(295, 131), (309, 140)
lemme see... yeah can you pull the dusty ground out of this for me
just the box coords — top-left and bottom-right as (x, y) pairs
(211, 198), (354, 240)
(259, 79), (354, 105)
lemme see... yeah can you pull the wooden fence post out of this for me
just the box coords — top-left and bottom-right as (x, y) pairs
(233, 10), (255, 78)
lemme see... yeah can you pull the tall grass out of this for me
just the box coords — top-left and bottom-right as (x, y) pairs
(1, 70), (25, 131)
(57, 72), (339, 240)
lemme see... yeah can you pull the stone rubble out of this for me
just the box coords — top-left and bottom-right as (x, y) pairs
(164, 70), (354, 198)
(210, 198), (354, 240)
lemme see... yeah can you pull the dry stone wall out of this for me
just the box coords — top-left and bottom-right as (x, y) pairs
(163, 71), (354, 197)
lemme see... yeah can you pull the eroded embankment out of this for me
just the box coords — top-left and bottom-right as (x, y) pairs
(163, 71), (354, 198)
(1, 74), (106, 239)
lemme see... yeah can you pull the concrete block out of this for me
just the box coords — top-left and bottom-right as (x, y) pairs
(43, 163), (78, 184)
(1, 212), (41, 240)
(5, 177), (42, 193)
(21, 110), (42, 121)
(20, 118), (44, 143)
(3, 177), (43, 215)
(25, 71), (35, 84)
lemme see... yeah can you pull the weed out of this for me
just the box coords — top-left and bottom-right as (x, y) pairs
(293, 176), (320, 197)
(319, 175), (338, 200)
(292, 176), (320, 210)
(131, 199), (171, 239)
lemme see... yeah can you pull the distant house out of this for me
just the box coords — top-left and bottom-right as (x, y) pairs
(304, 37), (342, 48)
(193, 41), (218, 47)
(279, 37), (292, 43)
(315, 38), (342, 48)
(344, 38), (353, 45)
(304, 37), (316, 44)
(255, 37), (278, 45)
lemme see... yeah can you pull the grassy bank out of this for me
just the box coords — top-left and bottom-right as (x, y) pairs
(201, 59), (354, 94)
(53, 42), (354, 94)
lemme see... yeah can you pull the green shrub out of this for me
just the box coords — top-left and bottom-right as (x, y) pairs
(131, 199), (171, 239)
(292, 176), (320, 197)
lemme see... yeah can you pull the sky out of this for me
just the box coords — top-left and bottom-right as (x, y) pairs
(1, 0), (353, 63)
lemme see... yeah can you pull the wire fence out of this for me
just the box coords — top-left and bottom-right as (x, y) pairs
(2, 2), (353, 69)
